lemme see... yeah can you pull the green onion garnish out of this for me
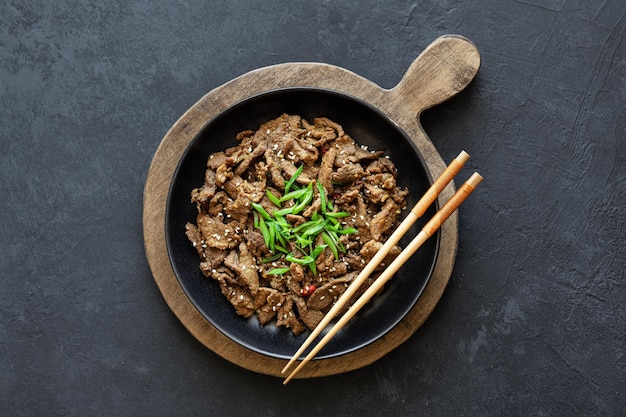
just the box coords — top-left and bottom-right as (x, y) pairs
(267, 267), (291, 275)
(266, 190), (281, 207)
(284, 164), (303, 194)
(250, 179), (358, 275)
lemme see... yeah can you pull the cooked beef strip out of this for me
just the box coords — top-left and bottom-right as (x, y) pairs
(370, 199), (401, 241)
(246, 230), (267, 258)
(367, 173), (396, 189)
(190, 168), (217, 208)
(365, 156), (397, 175)
(215, 164), (232, 187)
(287, 134), (319, 165)
(332, 162), (365, 184)
(293, 296), (325, 330)
(289, 263), (305, 282)
(223, 242), (259, 294)
(280, 159), (313, 185)
(359, 240), (402, 270)
(196, 212), (242, 250)
(210, 266), (239, 286)
(264, 148), (285, 189)
(234, 142), (267, 175)
(306, 272), (357, 311)
(363, 182), (390, 204)
(276, 296), (306, 336)
(206, 151), (235, 170)
(255, 288), (284, 325)
(334, 186), (360, 204)
(285, 214), (306, 227)
(217, 280), (256, 318)
(317, 146), (338, 194)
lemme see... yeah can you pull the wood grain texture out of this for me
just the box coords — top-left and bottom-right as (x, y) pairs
(143, 35), (480, 378)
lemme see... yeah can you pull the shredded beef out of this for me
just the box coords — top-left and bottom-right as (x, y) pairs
(186, 114), (408, 335)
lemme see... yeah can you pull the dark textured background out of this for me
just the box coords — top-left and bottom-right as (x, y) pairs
(2, 1), (624, 415)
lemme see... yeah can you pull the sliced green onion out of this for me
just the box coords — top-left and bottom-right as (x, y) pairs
(266, 190), (282, 207)
(267, 267), (291, 275)
(302, 221), (328, 237)
(291, 184), (314, 215)
(274, 224), (288, 248)
(273, 206), (295, 216)
(316, 181), (327, 213)
(295, 235), (313, 247)
(322, 232), (339, 259)
(279, 188), (308, 202)
(284, 164), (304, 193)
(258, 217), (270, 247)
(292, 218), (323, 234)
(267, 221), (276, 251)
(249, 163), (361, 273)
(324, 211), (350, 218)
(311, 245), (327, 259)
(261, 253), (282, 263)
(251, 202), (271, 221)
(275, 245), (289, 254)
(286, 253), (314, 265)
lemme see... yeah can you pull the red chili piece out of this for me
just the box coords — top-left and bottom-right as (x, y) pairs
(300, 285), (316, 296)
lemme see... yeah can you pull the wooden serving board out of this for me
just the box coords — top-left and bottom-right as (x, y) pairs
(143, 35), (480, 378)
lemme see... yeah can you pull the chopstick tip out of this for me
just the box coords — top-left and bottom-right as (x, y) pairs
(468, 172), (483, 187)
(457, 150), (471, 163)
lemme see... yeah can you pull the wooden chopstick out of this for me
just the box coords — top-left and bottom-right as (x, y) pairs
(283, 172), (483, 384)
(281, 150), (471, 376)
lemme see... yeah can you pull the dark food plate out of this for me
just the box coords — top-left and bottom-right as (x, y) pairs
(166, 88), (439, 360)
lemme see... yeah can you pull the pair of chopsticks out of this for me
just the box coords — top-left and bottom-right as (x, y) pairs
(281, 150), (482, 384)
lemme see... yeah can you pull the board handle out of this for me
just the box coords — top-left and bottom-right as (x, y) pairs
(390, 35), (480, 116)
